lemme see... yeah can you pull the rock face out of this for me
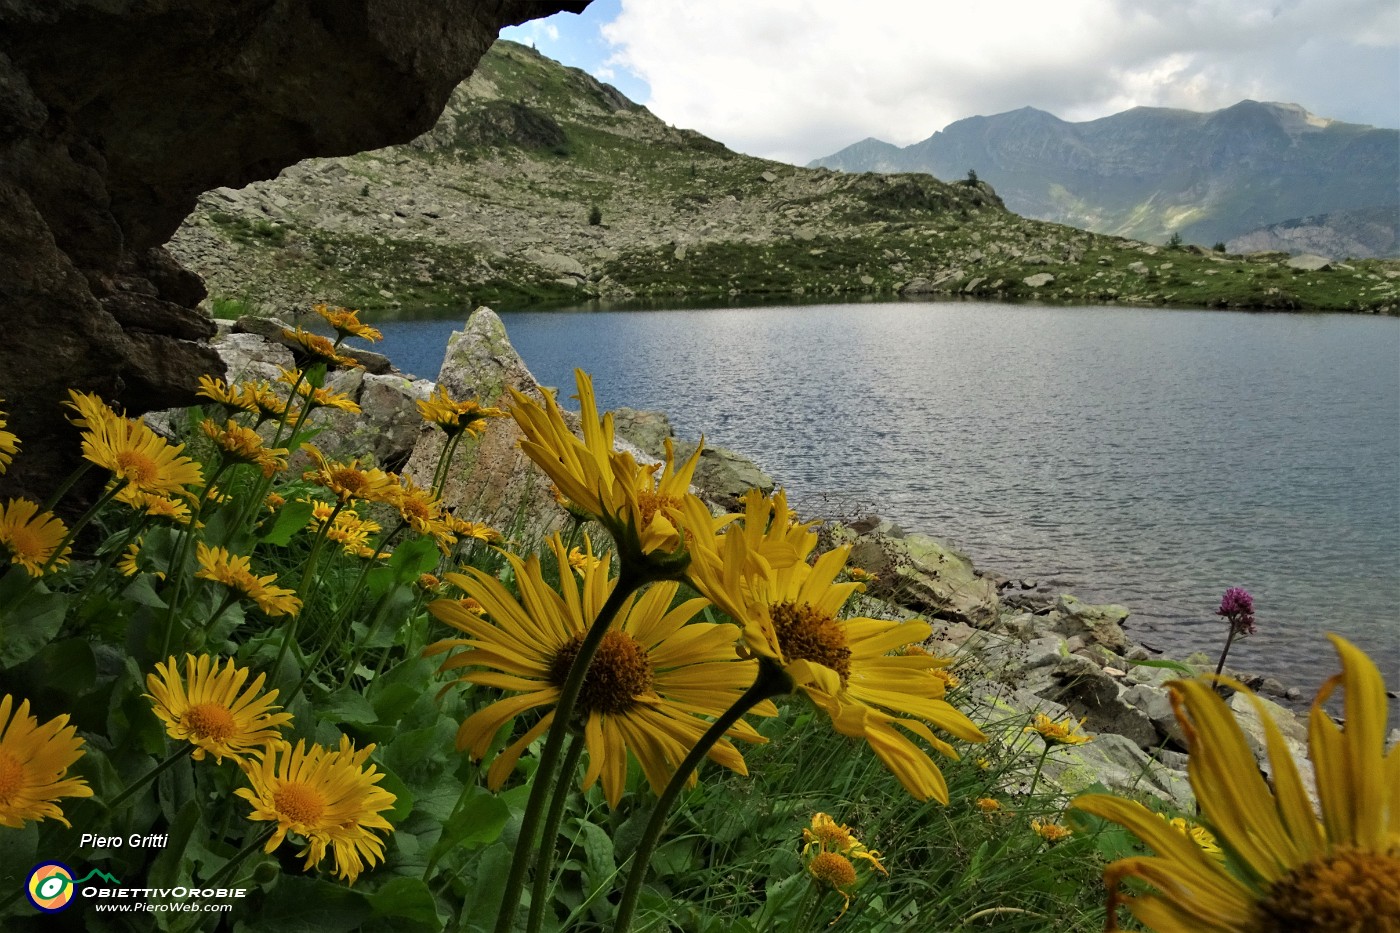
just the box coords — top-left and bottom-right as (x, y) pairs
(402, 307), (572, 545)
(0, 0), (584, 502)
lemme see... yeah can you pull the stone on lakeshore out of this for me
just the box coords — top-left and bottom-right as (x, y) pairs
(1052, 594), (1131, 653)
(841, 527), (1002, 628)
(1040, 655), (1160, 750)
(402, 307), (570, 542)
(1046, 733), (1194, 810)
(674, 441), (775, 509)
(611, 407), (675, 459)
(898, 277), (935, 294)
(212, 332), (296, 385)
(523, 249), (587, 279)
(1123, 683), (1188, 749)
(1023, 272), (1055, 288)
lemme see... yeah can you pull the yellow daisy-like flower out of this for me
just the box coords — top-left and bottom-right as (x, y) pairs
(389, 476), (454, 547)
(1032, 817), (1073, 845)
(266, 492), (287, 511)
(196, 375), (260, 415)
(144, 655), (292, 764)
(0, 694), (93, 828)
(416, 385), (507, 438)
(74, 397), (204, 499)
(509, 370), (706, 568)
(1073, 635), (1399, 933)
(802, 812), (887, 875)
(235, 735), (396, 884)
(0, 498), (71, 577)
(448, 517), (502, 544)
(311, 303), (383, 343)
(975, 797), (1002, 814)
(245, 380), (293, 422)
(63, 389), (114, 430)
(567, 545), (605, 575)
(1026, 712), (1092, 747)
(0, 402), (19, 474)
(686, 510), (986, 803)
(195, 543), (302, 618)
(309, 502), (381, 557)
(281, 326), (357, 368)
(426, 533), (772, 807)
(1160, 814), (1225, 862)
(301, 445), (397, 504)
(807, 851), (859, 921)
(282, 374), (362, 415)
(116, 488), (194, 524)
(201, 418), (288, 477)
(848, 567), (876, 583)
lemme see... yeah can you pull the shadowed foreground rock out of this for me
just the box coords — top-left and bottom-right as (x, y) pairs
(0, 0), (585, 503)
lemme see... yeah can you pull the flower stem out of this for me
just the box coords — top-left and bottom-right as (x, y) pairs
(103, 743), (196, 814)
(1213, 626), (1239, 681)
(42, 478), (128, 575)
(1027, 743), (1052, 798)
(614, 659), (792, 933)
(492, 571), (642, 933)
(207, 827), (276, 888)
(526, 733), (586, 933)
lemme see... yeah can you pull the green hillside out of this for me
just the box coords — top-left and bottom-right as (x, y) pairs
(171, 42), (1400, 317)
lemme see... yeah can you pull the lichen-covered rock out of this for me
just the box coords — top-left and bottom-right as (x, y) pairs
(1051, 594), (1131, 653)
(402, 307), (570, 543)
(840, 522), (1001, 627)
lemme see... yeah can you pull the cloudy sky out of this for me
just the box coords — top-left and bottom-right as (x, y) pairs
(502, 0), (1400, 165)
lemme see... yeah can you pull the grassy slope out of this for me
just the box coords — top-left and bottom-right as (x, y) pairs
(175, 42), (1400, 317)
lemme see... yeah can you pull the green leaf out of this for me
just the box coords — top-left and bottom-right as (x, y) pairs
(259, 499), (315, 546)
(146, 798), (204, 892)
(388, 535), (441, 583)
(1128, 658), (1197, 676)
(364, 876), (441, 931)
(259, 875), (372, 933)
(320, 689), (379, 727)
(438, 791), (510, 852)
(121, 575), (169, 609)
(0, 587), (68, 667)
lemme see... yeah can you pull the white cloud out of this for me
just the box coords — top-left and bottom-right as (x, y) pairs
(600, 0), (1400, 164)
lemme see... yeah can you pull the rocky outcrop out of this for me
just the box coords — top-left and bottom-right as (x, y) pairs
(402, 307), (573, 545)
(612, 407), (776, 509)
(0, 0), (584, 503)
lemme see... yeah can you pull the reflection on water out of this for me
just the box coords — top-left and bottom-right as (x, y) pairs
(374, 301), (1400, 694)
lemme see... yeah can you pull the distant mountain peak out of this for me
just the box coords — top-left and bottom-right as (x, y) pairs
(809, 100), (1397, 253)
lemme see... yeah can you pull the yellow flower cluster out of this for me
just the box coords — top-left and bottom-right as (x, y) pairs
(144, 655), (395, 884)
(801, 812), (887, 923)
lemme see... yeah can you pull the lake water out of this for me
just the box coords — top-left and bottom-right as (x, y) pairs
(374, 301), (1400, 696)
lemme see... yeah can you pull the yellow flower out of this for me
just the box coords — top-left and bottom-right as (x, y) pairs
(196, 375), (260, 415)
(266, 492), (287, 511)
(975, 797), (1002, 814)
(281, 326), (357, 368)
(282, 374), (361, 414)
(1160, 814), (1225, 861)
(426, 533), (771, 806)
(63, 389), (115, 430)
(0, 694), (93, 828)
(235, 735), (396, 884)
(390, 476), (454, 547)
(1025, 712), (1092, 747)
(195, 543), (302, 617)
(849, 566), (876, 583)
(0, 498), (71, 576)
(201, 418), (288, 477)
(145, 655), (292, 764)
(1073, 635), (1399, 933)
(116, 488), (194, 524)
(567, 545), (605, 576)
(245, 380), (293, 422)
(0, 402), (19, 474)
(311, 303), (382, 343)
(802, 812), (887, 875)
(448, 517), (501, 544)
(416, 385), (506, 438)
(509, 370), (706, 567)
(74, 396), (204, 498)
(687, 510), (986, 803)
(309, 502), (381, 557)
(807, 851), (860, 922)
(1032, 817), (1073, 845)
(301, 445), (397, 504)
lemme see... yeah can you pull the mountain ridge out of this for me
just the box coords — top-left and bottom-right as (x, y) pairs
(811, 101), (1399, 254)
(168, 42), (1400, 318)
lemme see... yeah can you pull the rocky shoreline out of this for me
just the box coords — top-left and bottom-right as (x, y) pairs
(186, 306), (1338, 810)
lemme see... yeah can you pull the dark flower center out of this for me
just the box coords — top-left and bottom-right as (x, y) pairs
(769, 601), (852, 686)
(549, 630), (655, 715)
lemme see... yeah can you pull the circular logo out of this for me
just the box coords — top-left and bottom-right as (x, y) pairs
(26, 862), (76, 913)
